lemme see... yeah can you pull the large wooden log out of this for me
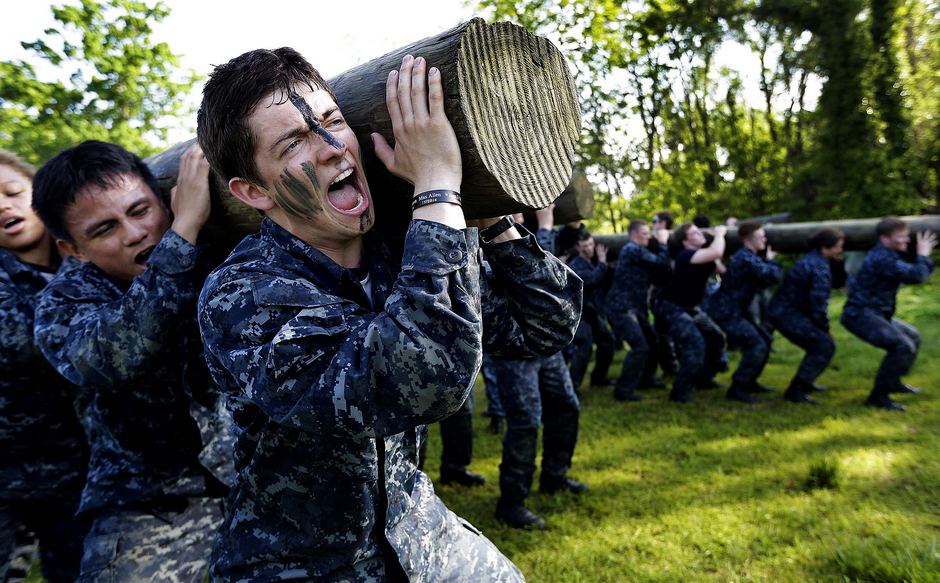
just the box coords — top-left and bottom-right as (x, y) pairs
(552, 171), (595, 224)
(145, 18), (581, 254)
(595, 215), (940, 259)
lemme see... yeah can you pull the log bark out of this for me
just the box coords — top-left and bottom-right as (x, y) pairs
(595, 215), (940, 259)
(552, 171), (595, 224)
(146, 18), (580, 251)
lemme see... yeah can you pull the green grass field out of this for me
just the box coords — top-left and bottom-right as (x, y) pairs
(24, 278), (939, 582)
(424, 276), (940, 582)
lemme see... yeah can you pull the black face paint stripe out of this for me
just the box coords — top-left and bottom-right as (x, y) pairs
(287, 89), (344, 151)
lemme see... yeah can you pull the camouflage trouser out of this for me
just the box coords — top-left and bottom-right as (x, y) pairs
(841, 309), (920, 397)
(439, 393), (474, 469)
(608, 308), (658, 395)
(657, 302), (725, 400)
(568, 309), (616, 390)
(0, 494), (86, 583)
(482, 354), (505, 418)
(712, 313), (772, 386)
(491, 352), (580, 505)
(79, 496), (224, 583)
(768, 311), (835, 384)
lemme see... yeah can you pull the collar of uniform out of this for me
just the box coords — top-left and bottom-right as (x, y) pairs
(0, 247), (64, 284)
(259, 217), (394, 303)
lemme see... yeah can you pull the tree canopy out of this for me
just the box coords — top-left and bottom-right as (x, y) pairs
(479, 0), (940, 230)
(0, 0), (198, 164)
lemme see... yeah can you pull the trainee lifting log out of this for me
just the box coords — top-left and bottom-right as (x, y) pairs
(146, 18), (581, 251)
(594, 215), (940, 259)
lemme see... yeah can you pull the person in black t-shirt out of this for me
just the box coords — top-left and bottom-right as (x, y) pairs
(654, 223), (728, 402)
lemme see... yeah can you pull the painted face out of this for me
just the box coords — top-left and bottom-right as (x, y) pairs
(576, 236), (595, 260)
(747, 227), (767, 252)
(249, 84), (373, 242)
(631, 224), (651, 246)
(60, 174), (171, 281)
(882, 228), (910, 253)
(0, 164), (47, 256)
(684, 225), (706, 249)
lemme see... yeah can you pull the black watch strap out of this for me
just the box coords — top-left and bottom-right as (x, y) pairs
(479, 215), (516, 244)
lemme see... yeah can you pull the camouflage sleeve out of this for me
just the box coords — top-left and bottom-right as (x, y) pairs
(34, 230), (205, 387)
(638, 243), (672, 274)
(807, 262), (832, 331)
(569, 256), (607, 286)
(748, 254), (784, 286)
(199, 220), (483, 439)
(883, 253), (934, 284)
(0, 269), (38, 368)
(479, 226), (582, 358)
(535, 227), (558, 256)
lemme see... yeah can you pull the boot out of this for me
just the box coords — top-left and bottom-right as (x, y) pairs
(495, 501), (547, 530)
(783, 378), (818, 404)
(726, 382), (760, 403)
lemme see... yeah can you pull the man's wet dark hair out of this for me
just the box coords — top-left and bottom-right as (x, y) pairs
(653, 211), (674, 229)
(810, 228), (844, 251)
(32, 141), (161, 242)
(197, 47), (336, 189)
(876, 216), (907, 238)
(692, 214), (711, 229)
(738, 222), (763, 241)
(628, 219), (647, 234)
(576, 229), (594, 242)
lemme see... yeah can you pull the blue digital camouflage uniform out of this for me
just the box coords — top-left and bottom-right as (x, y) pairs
(488, 226), (581, 513)
(198, 217), (581, 581)
(840, 242), (934, 399)
(655, 249), (726, 402)
(34, 230), (229, 582)
(605, 240), (671, 398)
(705, 247), (783, 388)
(566, 254), (615, 389)
(767, 249), (836, 387)
(0, 249), (87, 583)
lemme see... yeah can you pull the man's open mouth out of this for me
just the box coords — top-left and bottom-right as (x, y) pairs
(326, 168), (369, 216)
(134, 246), (155, 266)
(2, 217), (24, 233)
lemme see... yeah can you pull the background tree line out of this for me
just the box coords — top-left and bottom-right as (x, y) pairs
(3, 0), (938, 233)
(479, 0), (940, 231)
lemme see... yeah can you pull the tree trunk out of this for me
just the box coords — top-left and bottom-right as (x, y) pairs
(146, 18), (581, 251)
(595, 215), (940, 259)
(552, 171), (595, 224)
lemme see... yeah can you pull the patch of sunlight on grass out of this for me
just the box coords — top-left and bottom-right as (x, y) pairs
(840, 447), (909, 481)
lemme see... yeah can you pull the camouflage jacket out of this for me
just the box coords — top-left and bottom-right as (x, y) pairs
(567, 255), (607, 314)
(705, 247), (783, 320)
(0, 250), (87, 499)
(767, 249), (833, 331)
(199, 217), (580, 581)
(606, 240), (671, 314)
(843, 242), (934, 318)
(34, 230), (227, 515)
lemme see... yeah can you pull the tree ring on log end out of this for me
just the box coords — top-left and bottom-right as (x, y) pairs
(458, 19), (581, 211)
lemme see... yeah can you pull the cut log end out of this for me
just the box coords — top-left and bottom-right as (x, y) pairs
(458, 19), (580, 211)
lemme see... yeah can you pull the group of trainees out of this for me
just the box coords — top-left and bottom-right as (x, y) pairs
(567, 211), (936, 412)
(0, 49), (584, 582)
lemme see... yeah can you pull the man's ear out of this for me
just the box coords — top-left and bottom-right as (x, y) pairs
(56, 238), (84, 261)
(229, 178), (276, 212)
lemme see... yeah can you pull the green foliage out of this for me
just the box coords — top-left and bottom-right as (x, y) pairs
(0, 0), (198, 164)
(422, 276), (940, 581)
(479, 0), (940, 228)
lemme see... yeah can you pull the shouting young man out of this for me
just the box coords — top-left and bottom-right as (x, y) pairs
(196, 48), (580, 580)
